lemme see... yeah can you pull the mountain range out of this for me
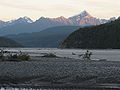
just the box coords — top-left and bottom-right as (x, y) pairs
(0, 11), (117, 36)
(0, 16), (33, 28)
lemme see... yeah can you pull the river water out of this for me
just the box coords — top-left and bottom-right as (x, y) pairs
(2, 48), (120, 61)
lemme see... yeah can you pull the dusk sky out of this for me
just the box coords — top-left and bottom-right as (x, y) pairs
(0, 0), (120, 21)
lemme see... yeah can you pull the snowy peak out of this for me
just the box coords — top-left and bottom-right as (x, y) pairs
(15, 16), (33, 24)
(35, 11), (115, 27)
(36, 16), (73, 25)
(78, 10), (92, 17)
(35, 17), (50, 23)
(8, 16), (33, 25)
(0, 12), (118, 30)
(50, 16), (67, 22)
(22, 16), (33, 23)
(69, 10), (92, 19)
(50, 16), (73, 25)
(36, 17), (50, 22)
(38, 16), (47, 20)
(37, 16), (68, 22)
(69, 10), (100, 26)
(52, 16), (67, 21)
(0, 17), (33, 29)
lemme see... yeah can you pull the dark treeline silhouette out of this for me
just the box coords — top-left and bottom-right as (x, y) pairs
(59, 19), (120, 49)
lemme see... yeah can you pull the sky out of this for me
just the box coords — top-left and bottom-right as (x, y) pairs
(0, 0), (120, 21)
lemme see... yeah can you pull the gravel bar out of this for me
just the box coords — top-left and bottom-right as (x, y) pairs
(0, 58), (120, 88)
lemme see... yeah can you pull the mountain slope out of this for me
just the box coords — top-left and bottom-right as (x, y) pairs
(0, 17), (33, 29)
(0, 23), (32, 36)
(0, 20), (8, 29)
(0, 17), (34, 36)
(59, 19), (120, 49)
(0, 37), (23, 47)
(8, 16), (33, 25)
(69, 11), (101, 26)
(50, 16), (73, 25)
(0, 11), (114, 36)
(7, 26), (80, 47)
(0, 16), (73, 36)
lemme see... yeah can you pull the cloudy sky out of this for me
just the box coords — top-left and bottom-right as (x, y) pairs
(0, 0), (120, 21)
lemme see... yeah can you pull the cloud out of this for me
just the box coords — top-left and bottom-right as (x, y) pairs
(0, 0), (119, 20)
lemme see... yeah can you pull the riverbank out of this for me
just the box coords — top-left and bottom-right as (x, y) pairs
(0, 57), (120, 89)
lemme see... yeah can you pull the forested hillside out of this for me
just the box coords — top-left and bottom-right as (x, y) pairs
(59, 19), (120, 49)
(0, 37), (23, 47)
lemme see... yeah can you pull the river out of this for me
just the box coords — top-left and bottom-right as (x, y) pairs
(2, 48), (120, 61)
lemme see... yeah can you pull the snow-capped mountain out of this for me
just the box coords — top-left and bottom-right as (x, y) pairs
(50, 16), (73, 25)
(0, 11), (117, 29)
(0, 16), (33, 29)
(35, 16), (66, 28)
(69, 10), (101, 26)
(35, 11), (104, 27)
(0, 11), (117, 36)
(8, 16), (33, 25)
(35, 16), (73, 25)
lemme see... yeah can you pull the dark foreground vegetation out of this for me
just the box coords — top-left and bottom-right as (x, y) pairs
(0, 49), (30, 61)
(60, 19), (120, 49)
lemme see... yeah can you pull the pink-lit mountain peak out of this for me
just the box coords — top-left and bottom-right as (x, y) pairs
(80, 10), (91, 16)
(50, 16), (67, 21)
(50, 16), (73, 25)
(78, 10), (92, 17)
(70, 10), (92, 19)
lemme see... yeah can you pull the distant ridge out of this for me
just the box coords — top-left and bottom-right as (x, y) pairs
(0, 37), (23, 47)
(0, 16), (33, 29)
(7, 26), (80, 47)
(0, 11), (117, 36)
